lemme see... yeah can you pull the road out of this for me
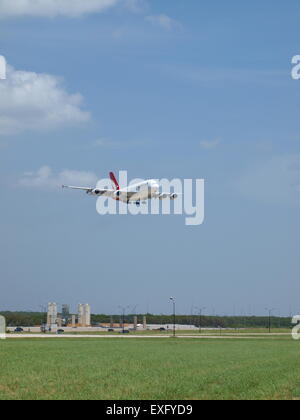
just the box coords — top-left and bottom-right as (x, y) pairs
(3, 333), (290, 339)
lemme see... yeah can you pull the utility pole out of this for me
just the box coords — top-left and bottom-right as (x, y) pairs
(265, 308), (275, 333)
(170, 297), (176, 338)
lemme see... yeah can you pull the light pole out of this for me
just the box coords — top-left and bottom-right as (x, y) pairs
(170, 297), (176, 338)
(118, 306), (129, 333)
(265, 308), (275, 333)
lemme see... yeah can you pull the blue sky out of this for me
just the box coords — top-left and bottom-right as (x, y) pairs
(0, 0), (300, 317)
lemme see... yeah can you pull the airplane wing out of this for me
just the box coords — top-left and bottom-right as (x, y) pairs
(62, 185), (115, 197)
(157, 193), (181, 200)
(62, 185), (92, 192)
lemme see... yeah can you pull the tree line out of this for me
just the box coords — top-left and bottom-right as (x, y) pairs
(0, 311), (292, 329)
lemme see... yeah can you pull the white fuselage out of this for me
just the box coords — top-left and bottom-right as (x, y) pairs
(115, 179), (160, 203)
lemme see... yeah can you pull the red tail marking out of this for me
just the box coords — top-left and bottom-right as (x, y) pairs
(109, 172), (120, 191)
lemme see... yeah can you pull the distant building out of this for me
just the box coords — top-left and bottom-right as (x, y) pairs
(47, 303), (58, 328)
(78, 304), (91, 327)
(62, 304), (70, 318)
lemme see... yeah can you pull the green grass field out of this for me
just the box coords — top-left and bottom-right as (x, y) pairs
(0, 337), (299, 400)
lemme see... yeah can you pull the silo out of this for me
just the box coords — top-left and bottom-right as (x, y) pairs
(47, 303), (58, 328)
(83, 304), (91, 327)
(78, 304), (84, 326)
(78, 304), (91, 327)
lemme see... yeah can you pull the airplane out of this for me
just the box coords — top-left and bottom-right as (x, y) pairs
(62, 172), (179, 206)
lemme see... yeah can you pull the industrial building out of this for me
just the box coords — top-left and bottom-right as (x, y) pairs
(46, 302), (91, 329)
(62, 304), (70, 318)
(47, 303), (58, 328)
(78, 304), (91, 327)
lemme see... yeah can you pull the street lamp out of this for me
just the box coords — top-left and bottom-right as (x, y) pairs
(170, 297), (176, 338)
(118, 306), (130, 333)
(265, 308), (275, 333)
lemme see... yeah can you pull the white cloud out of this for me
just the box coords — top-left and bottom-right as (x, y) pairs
(124, 0), (148, 13)
(200, 138), (221, 150)
(0, 0), (119, 18)
(0, 65), (90, 136)
(19, 166), (98, 189)
(236, 155), (300, 206)
(145, 14), (182, 31)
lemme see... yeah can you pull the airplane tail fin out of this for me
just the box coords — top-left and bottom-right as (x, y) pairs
(109, 172), (120, 191)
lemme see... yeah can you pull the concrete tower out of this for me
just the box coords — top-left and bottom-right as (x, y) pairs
(78, 304), (91, 327)
(47, 303), (58, 328)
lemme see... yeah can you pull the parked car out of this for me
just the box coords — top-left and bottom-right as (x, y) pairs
(14, 327), (23, 333)
(57, 329), (64, 334)
(108, 329), (114, 332)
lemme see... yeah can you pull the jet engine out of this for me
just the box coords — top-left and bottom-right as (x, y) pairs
(114, 190), (121, 198)
(92, 189), (102, 196)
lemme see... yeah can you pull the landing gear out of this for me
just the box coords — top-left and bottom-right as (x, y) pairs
(126, 200), (141, 206)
